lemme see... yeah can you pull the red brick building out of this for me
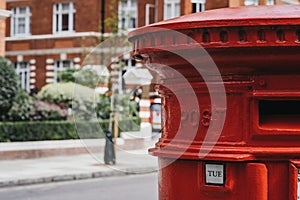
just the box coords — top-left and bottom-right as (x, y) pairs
(137, 0), (229, 27)
(5, 0), (296, 92)
(5, 0), (118, 92)
(138, 0), (298, 27)
(0, 0), (10, 57)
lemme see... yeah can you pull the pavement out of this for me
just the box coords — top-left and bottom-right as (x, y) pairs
(0, 138), (159, 188)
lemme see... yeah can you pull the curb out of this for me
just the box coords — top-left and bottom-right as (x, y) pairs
(0, 166), (158, 188)
(0, 138), (150, 160)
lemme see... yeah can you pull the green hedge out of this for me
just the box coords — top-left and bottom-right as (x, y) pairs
(0, 118), (140, 142)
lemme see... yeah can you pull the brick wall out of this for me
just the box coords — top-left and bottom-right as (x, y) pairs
(6, 0), (103, 36)
(206, 0), (229, 10)
(6, 0), (103, 53)
(0, 20), (5, 57)
(5, 0), (102, 91)
(0, 0), (6, 57)
(104, 0), (118, 33)
(137, 0), (155, 27)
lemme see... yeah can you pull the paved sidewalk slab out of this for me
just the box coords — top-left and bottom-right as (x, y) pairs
(0, 148), (158, 188)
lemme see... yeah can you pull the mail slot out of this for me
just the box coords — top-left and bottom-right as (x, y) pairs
(129, 5), (300, 200)
(259, 100), (300, 129)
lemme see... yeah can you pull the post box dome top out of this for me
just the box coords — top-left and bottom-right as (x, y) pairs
(129, 5), (300, 72)
(129, 5), (300, 37)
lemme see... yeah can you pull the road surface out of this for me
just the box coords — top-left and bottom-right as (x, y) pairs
(0, 173), (158, 200)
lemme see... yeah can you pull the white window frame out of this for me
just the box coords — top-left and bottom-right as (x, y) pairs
(267, 0), (275, 5)
(15, 62), (30, 92)
(53, 2), (76, 34)
(11, 6), (31, 37)
(118, 0), (137, 31)
(191, 0), (205, 13)
(244, 0), (259, 6)
(164, 0), (181, 20)
(145, 4), (156, 26)
(54, 60), (74, 82)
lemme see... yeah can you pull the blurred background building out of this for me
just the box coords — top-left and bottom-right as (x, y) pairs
(0, 0), (10, 56)
(4, 0), (298, 93)
(2, 0), (299, 137)
(5, 0), (118, 92)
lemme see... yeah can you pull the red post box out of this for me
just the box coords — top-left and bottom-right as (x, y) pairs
(129, 5), (300, 200)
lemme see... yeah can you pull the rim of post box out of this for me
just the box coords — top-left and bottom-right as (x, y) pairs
(129, 5), (300, 73)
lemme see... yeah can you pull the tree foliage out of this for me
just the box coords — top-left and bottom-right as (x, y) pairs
(96, 94), (111, 120)
(74, 68), (103, 88)
(0, 57), (19, 119)
(57, 68), (78, 83)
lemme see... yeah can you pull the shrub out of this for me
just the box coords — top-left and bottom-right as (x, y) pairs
(0, 118), (140, 142)
(0, 57), (19, 119)
(0, 121), (104, 142)
(37, 82), (97, 120)
(37, 82), (75, 105)
(5, 89), (34, 121)
(30, 100), (68, 121)
(3, 90), (68, 122)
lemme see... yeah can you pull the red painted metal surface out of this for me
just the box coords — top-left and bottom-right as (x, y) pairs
(129, 5), (300, 200)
